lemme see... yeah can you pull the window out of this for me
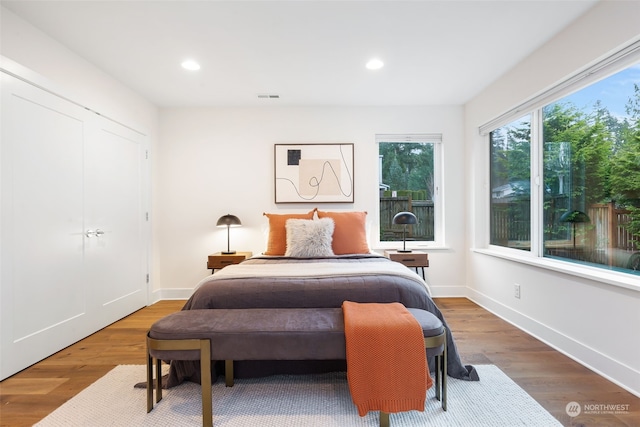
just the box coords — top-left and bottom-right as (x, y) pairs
(486, 59), (640, 275)
(490, 116), (532, 250)
(377, 134), (442, 248)
(542, 69), (640, 271)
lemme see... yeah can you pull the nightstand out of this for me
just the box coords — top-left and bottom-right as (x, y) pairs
(207, 252), (252, 273)
(384, 250), (429, 279)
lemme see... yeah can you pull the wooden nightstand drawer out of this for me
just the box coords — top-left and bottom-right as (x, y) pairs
(384, 250), (429, 267)
(207, 252), (252, 270)
(384, 250), (428, 280)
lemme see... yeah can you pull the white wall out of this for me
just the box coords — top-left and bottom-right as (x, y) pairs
(0, 7), (158, 132)
(153, 106), (467, 298)
(464, 1), (640, 396)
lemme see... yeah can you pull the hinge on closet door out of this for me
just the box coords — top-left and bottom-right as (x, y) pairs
(145, 150), (148, 159)
(146, 274), (149, 283)
(145, 212), (149, 221)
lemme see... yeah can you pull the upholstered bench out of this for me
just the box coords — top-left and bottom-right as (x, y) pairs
(146, 307), (447, 427)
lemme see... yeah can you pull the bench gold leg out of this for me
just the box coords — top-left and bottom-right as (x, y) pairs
(146, 335), (164, 411)
(442, 329), (447, 412)
(435, 353), (441, 401)
(200, 341), (213, 427)
(425, 328), (448, 411)
(146, 334), (213, 425)
(225, 360), (234, 387)
(380, 411), (390, 427)
(155, 357), (162, 403)
(146, 345), (153, 413)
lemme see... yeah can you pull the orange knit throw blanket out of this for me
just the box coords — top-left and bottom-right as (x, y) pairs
(342, 301), (432, 417)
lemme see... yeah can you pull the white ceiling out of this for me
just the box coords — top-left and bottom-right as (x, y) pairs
(2, 0), (599, 107)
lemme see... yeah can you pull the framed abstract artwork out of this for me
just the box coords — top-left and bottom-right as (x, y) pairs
(274, 143), (354, 203)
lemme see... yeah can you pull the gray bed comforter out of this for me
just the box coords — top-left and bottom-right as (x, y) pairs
(166, 254), (478, 387)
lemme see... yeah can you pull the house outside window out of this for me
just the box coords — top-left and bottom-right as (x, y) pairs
(377, 134), (442, 248)
(487, 61), (640, 274)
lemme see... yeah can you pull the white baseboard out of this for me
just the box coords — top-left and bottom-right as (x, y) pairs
(466, 287), (640, 398)
(430, 286), (467, 298)
(148, 288), (191, 305)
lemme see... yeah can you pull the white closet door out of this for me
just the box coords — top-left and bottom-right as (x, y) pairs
(1, 73), (88, 378)
(84, 118), (147, 324)
(0, 71), (148, 380)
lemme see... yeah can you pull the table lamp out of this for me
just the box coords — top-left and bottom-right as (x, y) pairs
(216, 214), (242, 254)
(559, 210), (589, 248)
(392, 211), (418, 253)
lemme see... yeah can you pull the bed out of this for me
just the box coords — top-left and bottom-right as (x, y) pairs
(165, 210), (479, 387)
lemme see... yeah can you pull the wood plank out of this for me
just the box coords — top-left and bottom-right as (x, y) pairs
(0, 378), (68, 395)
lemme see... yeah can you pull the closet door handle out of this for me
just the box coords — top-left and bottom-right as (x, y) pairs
(85, 229), (105, 237)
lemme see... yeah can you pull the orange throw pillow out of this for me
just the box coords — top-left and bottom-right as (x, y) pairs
(263, 210), (316, 255)
(316, 210), (369, 255)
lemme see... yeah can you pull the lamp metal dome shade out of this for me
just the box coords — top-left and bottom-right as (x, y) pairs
(217, 214), (242, 227)
(559, 210), (589, 223)
(392, 211), (418, 225)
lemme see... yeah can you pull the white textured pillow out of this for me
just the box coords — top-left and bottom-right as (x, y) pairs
(285, 218), (335, 257)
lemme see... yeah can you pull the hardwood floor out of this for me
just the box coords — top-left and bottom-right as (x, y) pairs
(0, 298), (637, 426)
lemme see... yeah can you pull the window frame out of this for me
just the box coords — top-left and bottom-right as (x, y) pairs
(375, 134), (445, 250)
(480, 40), (640, 286)
(479, 40), (640, 136)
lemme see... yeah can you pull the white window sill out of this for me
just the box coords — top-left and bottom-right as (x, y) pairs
(472, 247), (640, 292)
(373, 244), (451, 252)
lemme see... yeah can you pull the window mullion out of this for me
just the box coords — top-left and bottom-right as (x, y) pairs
(530, 109), (544, 257)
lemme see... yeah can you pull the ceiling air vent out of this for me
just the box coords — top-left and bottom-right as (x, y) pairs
(257, 94), (280, 99)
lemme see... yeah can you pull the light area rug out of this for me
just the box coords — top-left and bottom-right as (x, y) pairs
(35, 364), (561, 427)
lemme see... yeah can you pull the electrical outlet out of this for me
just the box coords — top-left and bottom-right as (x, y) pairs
(514, 283), (521, 299)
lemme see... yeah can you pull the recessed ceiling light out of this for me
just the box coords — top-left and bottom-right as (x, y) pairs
(366, 58), (384, 70)
(181, 60), (201, 71)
